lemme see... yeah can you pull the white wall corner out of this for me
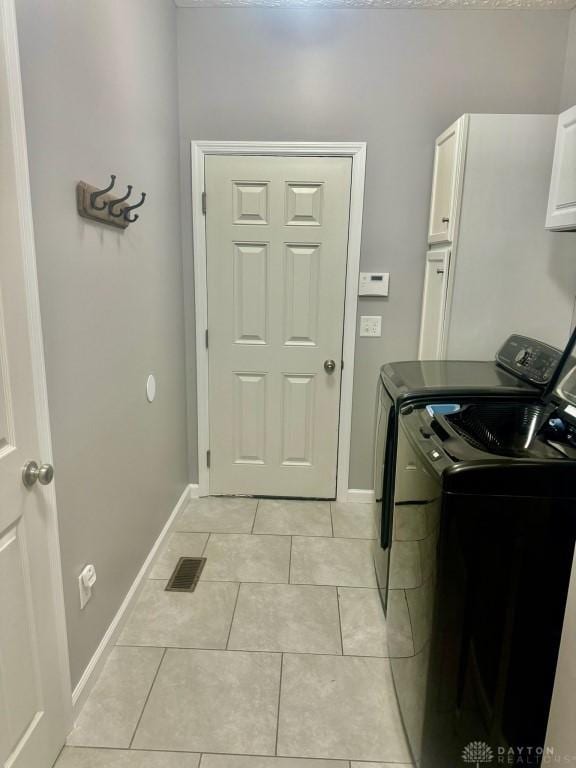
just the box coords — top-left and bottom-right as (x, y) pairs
(70, 483), (194, 720)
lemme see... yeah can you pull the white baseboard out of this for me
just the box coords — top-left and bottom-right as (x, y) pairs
(71, 483), (194, 719)
(342, 488), (376, 504)
(189, 483), (200, 498)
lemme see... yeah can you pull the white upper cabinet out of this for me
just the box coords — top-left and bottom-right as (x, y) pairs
(427, 116), (468, 245)
(546, 104), (576, 231)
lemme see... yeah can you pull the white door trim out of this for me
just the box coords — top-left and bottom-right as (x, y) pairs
(2, 0), (72, 732)
(191, 140), (367, 501)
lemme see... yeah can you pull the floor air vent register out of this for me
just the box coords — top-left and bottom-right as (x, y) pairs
(165, 557), (206, 593)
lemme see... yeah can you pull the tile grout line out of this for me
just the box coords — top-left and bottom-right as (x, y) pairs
(225, 582), (242, 650)
(274, 652), (284, 756)
(288, 536), (293, 584)
(402, 587), (417, 658)
(152, 577), (289, 584)
(330, 501), (335, 537)
(115, 644), (391, 660)
(148, 578), (379, 589)
(335, 586), (345, 656)
(250, 499), (259, 534)
(172, 529), (376, 541)
(200, 532), (211, 557)
(128, 646), (167, 749)
(67, 744), (408, 762)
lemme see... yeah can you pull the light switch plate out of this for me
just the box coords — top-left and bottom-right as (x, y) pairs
(360, 315), (382, 337)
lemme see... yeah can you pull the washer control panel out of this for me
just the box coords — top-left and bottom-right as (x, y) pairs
(496, 335), (561, 386)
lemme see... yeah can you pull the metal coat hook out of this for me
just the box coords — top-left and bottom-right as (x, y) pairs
(90, 174), (116, 210)
(108, 185), (133, 218)
(77, 176), (144, 229)
(123, 192), (146, 223)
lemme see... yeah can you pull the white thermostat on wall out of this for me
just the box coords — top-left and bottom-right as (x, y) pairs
(358, 272), (389, 297)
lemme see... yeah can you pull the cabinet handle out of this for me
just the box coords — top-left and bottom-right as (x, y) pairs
(441, 217), (450, 224)
(436, 269), (445, 274)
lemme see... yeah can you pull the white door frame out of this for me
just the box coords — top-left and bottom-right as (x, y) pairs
(191, 140), (367, 502)
(2, 0), (72, 733)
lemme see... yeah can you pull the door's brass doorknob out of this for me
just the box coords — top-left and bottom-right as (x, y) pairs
(22, 461), (54, 488)
(324, 359), (336, 374)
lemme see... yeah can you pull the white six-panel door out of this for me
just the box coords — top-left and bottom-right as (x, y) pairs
(205, 155), (352, 497)
(0, 1), (69, 765)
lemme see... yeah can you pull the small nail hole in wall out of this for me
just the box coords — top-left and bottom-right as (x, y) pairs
(146, 374), (156, 403)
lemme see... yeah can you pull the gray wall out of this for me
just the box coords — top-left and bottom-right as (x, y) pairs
(446, 115), (576, 358)
(561, 9), (576, 110)
(16, 0), (187, 687)
(177, 8), (571, 490)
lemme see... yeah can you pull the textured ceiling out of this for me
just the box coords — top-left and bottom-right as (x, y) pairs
(175, 0), (576, 8)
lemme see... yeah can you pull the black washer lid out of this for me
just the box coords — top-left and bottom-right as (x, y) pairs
(381, 359), (538, 405)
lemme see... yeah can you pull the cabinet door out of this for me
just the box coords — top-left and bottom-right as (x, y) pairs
(428, 116), (467, 244)
(546, 104), (576, 231)
(418, 249), (450, 360)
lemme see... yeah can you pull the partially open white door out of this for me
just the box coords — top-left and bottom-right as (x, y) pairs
(0, 1), (70, 765)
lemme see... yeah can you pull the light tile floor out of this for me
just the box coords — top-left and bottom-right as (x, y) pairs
(56, 497), (412, 768)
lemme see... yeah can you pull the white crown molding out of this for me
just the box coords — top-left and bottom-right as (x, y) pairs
(175, 0), (576, 8)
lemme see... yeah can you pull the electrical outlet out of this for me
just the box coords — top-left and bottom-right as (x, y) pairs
(79, 563), (97, 609)
(360, 315), (382, 337)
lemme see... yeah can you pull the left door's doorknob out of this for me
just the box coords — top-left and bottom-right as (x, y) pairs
(22, 461), (54, 488)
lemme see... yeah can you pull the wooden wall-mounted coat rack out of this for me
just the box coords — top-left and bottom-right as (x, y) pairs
(76, 174), (146, 229)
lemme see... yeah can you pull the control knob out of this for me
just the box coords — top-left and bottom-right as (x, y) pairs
(515, 348), (532, 366)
